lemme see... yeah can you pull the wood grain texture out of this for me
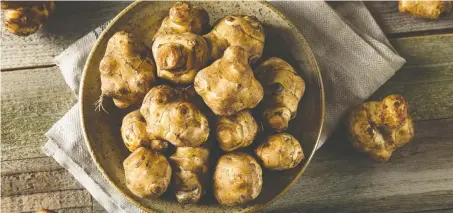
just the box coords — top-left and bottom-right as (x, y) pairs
(1, 157), (62, 175)
(390, 34), (453, 66)
(1, 190), (91, 213)
(2, 2), (453, 69)
(264, 118), (453, 213)
(1, 67), (77, 161)
(365, 1), (453, 35)
(2, 169), (84, 197)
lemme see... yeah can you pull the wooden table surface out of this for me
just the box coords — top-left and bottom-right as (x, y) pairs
(1, 1), (453, 213)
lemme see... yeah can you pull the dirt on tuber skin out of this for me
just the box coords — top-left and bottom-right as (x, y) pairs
(140, 84), (210, 147)
(123, 147), (172, 198)
(255, 133), (305, 171)
(213, 152), (263, 206)
(1, 1), (55, 36)
(169, 146), (210, 204)
(194, 46), (264, 116)
(255, 57), (305, 132)
(121, 110), (168, 152)
(216, 110), (258, 152)
(348, 94), (415, 162)
(98, 31), (157, 109)
(203, 15), (265, 64)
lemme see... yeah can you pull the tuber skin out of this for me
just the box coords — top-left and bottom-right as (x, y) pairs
(348, 95), (415, 162)
(123, 147), (171, 198)
(140, 84), (210, 147)
(194, 46), (264, 116)
(155, 2), (210, 38)
(1, 1), (55, 36)
(99, 31), (157, 109)
(213, 152), (262, 206)
(216, 110), (258, 152)
(152, 33), (209, 84)
(203, 15), (265, 64)
(169, 146), (210, 204)
(121, 110), (168, 152)
(255, 133), (304, 171)
(255, 57), (305, 132)
(399, 0), (452, 19)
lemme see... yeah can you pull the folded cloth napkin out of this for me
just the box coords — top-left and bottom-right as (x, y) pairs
(42, 2), (406, 212)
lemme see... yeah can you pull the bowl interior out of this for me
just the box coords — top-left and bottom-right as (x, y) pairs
(81, 1), (324, 212)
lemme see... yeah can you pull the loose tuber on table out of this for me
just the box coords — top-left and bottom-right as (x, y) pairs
(348, 95), (414, 162)
(399, 0), (452, 19)
(1, 1), (55, 36)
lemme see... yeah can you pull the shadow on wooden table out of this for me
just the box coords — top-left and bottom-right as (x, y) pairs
(42, 1), (131, 36)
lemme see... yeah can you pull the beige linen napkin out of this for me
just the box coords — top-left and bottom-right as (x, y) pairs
(42, 2), (405, 212)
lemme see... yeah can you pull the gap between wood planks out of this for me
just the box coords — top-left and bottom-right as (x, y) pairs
(1, 64), (56, 72)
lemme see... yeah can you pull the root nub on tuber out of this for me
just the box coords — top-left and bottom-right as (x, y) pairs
(152, 33), (209, 84)
(155, 2), (210, 38)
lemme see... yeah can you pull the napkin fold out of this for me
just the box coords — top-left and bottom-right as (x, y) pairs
(43, 2), (405, 212)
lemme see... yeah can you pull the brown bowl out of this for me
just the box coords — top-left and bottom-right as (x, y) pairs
(80, 1), (325, 212)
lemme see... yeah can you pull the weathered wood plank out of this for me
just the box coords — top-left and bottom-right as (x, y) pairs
(2, 2), (453, 69)
(365, 1), (453, 34)
(1, 169), (84, 197)
(1, 67), (77, 161)
(390, 34), (453, 66)
(1, 1), (130, 69)
(372, 79), (453, 121)
(265, 118), (453, 213)
(1, 190), (92, 213)
(1, 157), (62, 175)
